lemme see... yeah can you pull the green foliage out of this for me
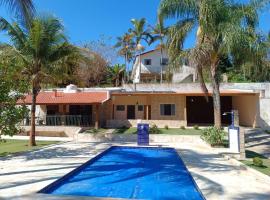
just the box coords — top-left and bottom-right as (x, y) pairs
(180, 126), (186, 130)
(164, 125), (169, 130)
(201, 127), (226, 146)
(0, 57), (28, 138)
(149, 124), (161, 134)
(107, 64), (125, 87)
(253, 157), (264, 167)
(193, 125), (199, 130)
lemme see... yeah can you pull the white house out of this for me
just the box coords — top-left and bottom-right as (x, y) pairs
(131, 48), (196, 83)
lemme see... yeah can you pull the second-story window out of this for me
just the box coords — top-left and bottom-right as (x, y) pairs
(161, 58), (169, 65)
(144, 59), (152, 65)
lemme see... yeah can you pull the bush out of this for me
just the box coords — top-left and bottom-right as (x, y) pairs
(253, 157), (263, 167)
(149, 124), (161, 134)
(164, 125), (169, 130)
(180, 126), (186, 130)
(201, 127), (225, 146)
(193, 125), (200, 130)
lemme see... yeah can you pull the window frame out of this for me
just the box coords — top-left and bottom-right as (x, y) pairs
(160, 58), (169, 65)
(116, 105), (125, 111)
(144, 59), (152, 66)
(137, 105), (144, 111)
(160, 104), (176, 116)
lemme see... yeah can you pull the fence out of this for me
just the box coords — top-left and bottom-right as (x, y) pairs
(22, 115), (92, 127)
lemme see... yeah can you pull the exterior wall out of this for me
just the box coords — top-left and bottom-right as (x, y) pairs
(106, 94), (187, 128)
(112, 95), (147, 120)
(258, 98), (270, 130)
(133, 50), (169, 83)
(232, 95), (260, 127)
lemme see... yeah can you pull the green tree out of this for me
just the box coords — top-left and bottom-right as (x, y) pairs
(0, 15), (78, 146)
(0, 0), (35, 25)
(107, 64), (125, 87)
(129, 18), (152, 83)
(0, 49), (27, 139)
(160, 0), (267, 128)
(149, 13), (168, 83)
(114, 33), (135, 81)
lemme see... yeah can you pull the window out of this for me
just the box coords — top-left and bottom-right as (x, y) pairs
(47, 105), (59, 115)
(138, 105), (144, 111)
(116, 105), (125, 111)
(160, 104), (175, 116)
(144, 59), (152, 65)
(161, 58), (169, 65)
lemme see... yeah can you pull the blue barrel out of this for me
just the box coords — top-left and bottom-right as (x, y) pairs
(137, 123), (149, 146)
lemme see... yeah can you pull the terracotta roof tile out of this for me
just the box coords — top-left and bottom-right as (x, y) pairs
(18, 91), (109, 105)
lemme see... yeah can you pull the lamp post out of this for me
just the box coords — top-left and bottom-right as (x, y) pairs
(223, 111), (235, 128)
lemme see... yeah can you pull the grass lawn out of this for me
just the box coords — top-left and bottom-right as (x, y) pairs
(241, 150), (270, 176)
(0, 139), (58, 157)
(84, 128), (107, 134)
(113, 127), (202, 135)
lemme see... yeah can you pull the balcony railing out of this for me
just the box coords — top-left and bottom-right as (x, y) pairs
(22, 115), (92, 127)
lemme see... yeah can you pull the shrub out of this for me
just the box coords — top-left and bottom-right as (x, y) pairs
(164, 125), (169, 130)
(253, 157), (263, 167)
(180, 126), (186, 130)
(201, 127), (225, 146)
(149, 124), (161, 134)
(193, 125), (200, 130)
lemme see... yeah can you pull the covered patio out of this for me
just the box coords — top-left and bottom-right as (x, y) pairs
(19, 90), (109, 129)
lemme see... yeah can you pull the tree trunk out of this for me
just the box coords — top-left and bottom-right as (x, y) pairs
(210, 64), (222, 129)
(29, 87), (37, 146)
(160, 47), (163, 84)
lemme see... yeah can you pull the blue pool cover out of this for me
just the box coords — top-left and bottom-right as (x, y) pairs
(40, 146), (205, 200)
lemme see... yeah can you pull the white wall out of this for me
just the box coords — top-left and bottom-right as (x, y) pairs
(132, 49), (169, 83)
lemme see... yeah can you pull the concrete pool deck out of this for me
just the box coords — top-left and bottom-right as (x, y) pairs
(0, 141), (270, 200)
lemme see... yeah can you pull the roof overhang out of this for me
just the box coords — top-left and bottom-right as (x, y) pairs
(111, 89), (259, 96)
(17, 91), (110, 105)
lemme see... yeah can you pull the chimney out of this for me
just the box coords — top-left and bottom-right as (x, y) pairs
(53, 89), (57, 97)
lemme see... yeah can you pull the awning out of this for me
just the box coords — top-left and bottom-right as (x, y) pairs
(18, 91), (109, 105)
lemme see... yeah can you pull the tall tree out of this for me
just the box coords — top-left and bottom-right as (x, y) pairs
(0, 15), (77, 146)
(129, 18), (152, 83)
(0, 0), (35, 25)
(160, 0), (267, 128)
(149, 13), (168, 83)
(107, 64), (125, 87)
(0, 47), (27, 139)
(114, 33), (135, 82)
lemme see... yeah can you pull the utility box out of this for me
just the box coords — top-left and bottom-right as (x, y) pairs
(137, 123), (149, 146)
(228, 126), (240, 153)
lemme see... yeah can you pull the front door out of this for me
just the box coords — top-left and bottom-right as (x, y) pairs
(127, 105), (135, 119)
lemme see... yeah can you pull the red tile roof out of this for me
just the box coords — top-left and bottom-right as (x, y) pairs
(18, 91), (109, 105)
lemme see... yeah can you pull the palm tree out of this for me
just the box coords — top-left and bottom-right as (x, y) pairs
(129, 18), (152, 83)
(149, 13), (168, 83)
(114, 33), (135, 82)
(0, 15), (78, 146)
(160, 0), (266, 128)
(0, 0), (35, 25)
(107, 64), (125, 87)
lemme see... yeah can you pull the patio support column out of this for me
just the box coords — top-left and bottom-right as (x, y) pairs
(95, 104), (100, 129)
(146, 105), (149, 120)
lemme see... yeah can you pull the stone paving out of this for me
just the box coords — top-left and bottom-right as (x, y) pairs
(0, 141), (270, 200)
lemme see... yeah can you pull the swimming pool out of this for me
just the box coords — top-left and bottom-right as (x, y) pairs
(39, 146), (205, 199)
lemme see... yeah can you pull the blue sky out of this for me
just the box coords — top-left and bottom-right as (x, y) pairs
(0, 0), (269, 56)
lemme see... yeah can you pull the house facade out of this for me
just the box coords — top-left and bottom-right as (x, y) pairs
(131, 48), (196, 83)
(19, 83), (270, 130)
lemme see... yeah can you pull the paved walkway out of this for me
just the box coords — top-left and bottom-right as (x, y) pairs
(2, 135), (73, 142)
(245, 129), (270, 158)
(0, 141), (270, 200)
